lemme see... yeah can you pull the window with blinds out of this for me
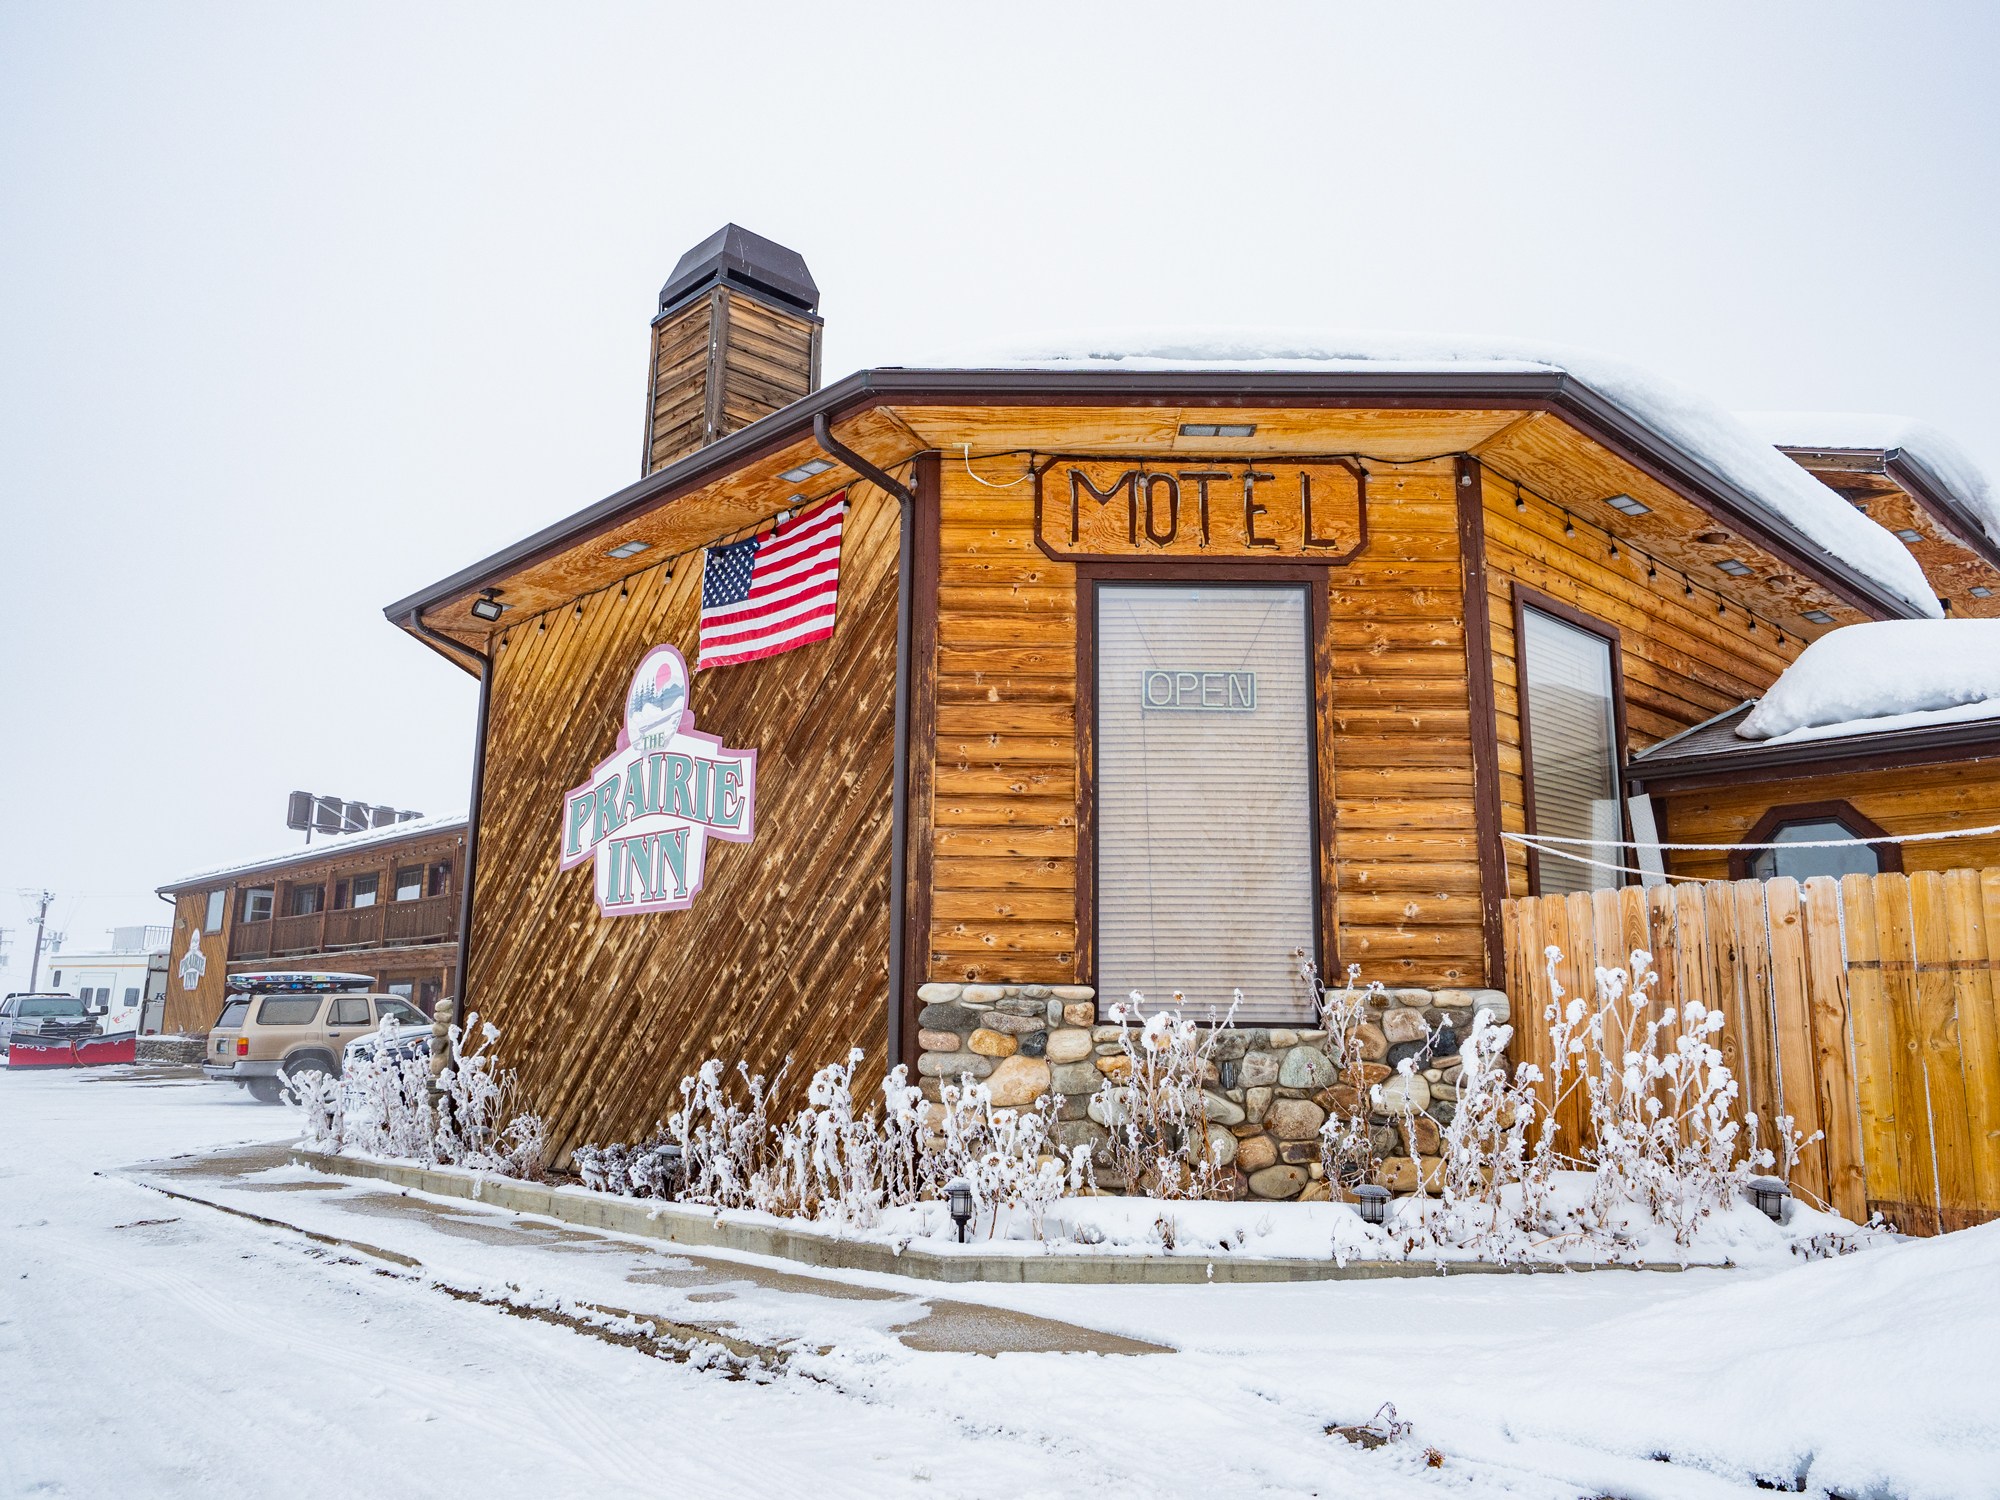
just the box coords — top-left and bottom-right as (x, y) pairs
(1520, 605), (1623, 896)
(1094, 583), (1317, 1023)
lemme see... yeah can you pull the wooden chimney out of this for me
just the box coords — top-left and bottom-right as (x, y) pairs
(641, 225), (823, 475)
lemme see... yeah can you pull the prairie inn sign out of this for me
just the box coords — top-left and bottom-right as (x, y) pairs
(559, 644), (757, 917)
(1033, 457), (1366, 560)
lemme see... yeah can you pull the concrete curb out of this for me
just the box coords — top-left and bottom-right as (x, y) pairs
(290, 1149), (1704, 1285)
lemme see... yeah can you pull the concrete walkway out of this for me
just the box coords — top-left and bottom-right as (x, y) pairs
(126, 1141), (1166, 1360)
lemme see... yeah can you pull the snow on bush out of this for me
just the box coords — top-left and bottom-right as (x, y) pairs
(435, 1014), (546, 1179)
(1308, 963), (1388, 1192)
(1403, 947), (1820, 1261)
(1091, 992), (1239, 1199)
(284, 1015), (545, 1180)
(585, 1052), (1089, 1235)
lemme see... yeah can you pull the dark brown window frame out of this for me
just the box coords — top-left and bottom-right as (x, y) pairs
(1074, 561), (1336, 1019)
(1511, 583), (1633, 897)
(1728, 799), (1902, 881)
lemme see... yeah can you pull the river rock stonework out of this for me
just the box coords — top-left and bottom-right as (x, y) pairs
(913, 983), (1509, 1201)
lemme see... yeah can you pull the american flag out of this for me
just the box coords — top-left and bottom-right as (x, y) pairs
(697, 493), (848, 670)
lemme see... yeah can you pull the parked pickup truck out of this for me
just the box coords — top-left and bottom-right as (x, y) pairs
(204, 971), (429, 1102)
(0, 992), (91, 1052)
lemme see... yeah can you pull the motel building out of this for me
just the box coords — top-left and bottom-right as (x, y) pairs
(386, 226), (2000, 1181)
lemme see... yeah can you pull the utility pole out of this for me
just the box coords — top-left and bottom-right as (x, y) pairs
(22, 890), (54, 992)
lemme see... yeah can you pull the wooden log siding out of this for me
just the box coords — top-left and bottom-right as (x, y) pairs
(1656, 764), (2000, 882)
(1480, 469), (1806, 899)
(465, 480), (901, 1161)
(163, 889), (229, 1036)
(1503, 871), (2000, 1235)
(924, 454), (1489, 990)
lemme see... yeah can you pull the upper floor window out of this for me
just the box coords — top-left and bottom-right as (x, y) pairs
(394, 867), (424, 901)
(427, 861), (451, 898)
(241, 886), (275, 923)
(290, 885), (324, 916)
(1518, 597), (1626, 897)
(204, 890), (225, 931)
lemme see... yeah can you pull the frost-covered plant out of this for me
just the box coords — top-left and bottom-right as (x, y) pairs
(1093, 993), (1238, 1200)
(284, 1068), (344, 1152)
(319, 1018), (437, 1162)
(654, 1054), (933, 1227)
(1573, 952), (1810, 1247)
(932, 1072), (1092, 1238)
(667, 1058), (789, 1209)
(434, 1013), (544, 1179)
(1306, 961), (1385, 1192)
(757, 1051), (925, 1227)
(572, 1133), (685, 1199)
(1424, 1008), (1548, 1254)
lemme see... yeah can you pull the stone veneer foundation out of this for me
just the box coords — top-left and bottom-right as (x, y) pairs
(914, 981), (1512, 1201)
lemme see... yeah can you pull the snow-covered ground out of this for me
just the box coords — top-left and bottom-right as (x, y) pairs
(4, 1067), (1996, 1499)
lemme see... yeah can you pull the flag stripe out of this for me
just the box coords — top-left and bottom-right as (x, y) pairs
(696, 493), (846, 671)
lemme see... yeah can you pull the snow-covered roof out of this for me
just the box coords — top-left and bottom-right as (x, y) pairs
(922, 331), (1942, 618)
(159, 812), (468, 893)
(1737, 620), (2000, 742)
(1738, 410), (2000, 553)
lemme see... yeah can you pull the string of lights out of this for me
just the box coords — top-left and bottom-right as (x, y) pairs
(487, 443), (1825, 651)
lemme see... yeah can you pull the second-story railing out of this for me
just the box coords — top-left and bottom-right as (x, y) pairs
(228, 893), (457, 961)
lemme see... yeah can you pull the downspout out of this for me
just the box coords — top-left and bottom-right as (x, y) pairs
(404, 612), (492, 1022)
(812, 413), (917, 1071)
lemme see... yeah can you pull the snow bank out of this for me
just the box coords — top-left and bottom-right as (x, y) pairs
(1737, 619), (2000, 740)
(1512, 1217), (2000, 1498)
(916, 329), (1943, 618)
(1742, 408), (2000, 551)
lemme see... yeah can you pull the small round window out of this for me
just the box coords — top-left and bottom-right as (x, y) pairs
(1748, 818), (1881, 882)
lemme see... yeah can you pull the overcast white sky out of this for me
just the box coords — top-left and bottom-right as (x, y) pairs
(3, 1), (1996, 985)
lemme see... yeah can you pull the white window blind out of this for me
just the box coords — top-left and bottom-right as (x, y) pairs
(1095, 584), (1317, 1022)
(1520, 606), (1622, 896)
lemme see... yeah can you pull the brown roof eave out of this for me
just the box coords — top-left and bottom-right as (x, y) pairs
(1883, 449), (2000, 572)
(1626, 718), (2000, 793)
(382, 366), (1926, 631)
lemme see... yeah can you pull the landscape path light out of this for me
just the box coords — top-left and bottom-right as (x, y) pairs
(1748, 1176), (1792, 1223)
(1352, 1183), (1391, 1226)
(946, 1177), (973, 1242)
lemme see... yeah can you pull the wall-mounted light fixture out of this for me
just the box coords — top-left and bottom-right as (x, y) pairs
(1714, 559), (1753, 577)
(1801, 609), (1835, 624)
(1178, 422), (1258, 438)
(606, 540), (651, 560)
(1604, 493), (1651, 517)
(469, 591), (506, 623)
(1895, 529), (1923, 544)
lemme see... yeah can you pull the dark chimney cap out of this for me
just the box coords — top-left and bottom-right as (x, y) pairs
(657, 224), (819, 318)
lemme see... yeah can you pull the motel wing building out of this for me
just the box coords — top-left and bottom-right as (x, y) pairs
(386, 227), (2000, 1166)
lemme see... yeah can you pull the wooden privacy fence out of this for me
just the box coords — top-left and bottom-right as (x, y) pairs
(1501, 869), (2000, 1235)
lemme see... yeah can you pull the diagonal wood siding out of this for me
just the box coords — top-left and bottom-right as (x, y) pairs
(466, 481), (901, 1162)
(1504, 869), (2000, 1235)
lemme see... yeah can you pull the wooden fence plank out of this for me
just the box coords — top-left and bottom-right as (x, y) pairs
(1872, 873), (1940, 1233)
(1802, 876), (1866, 1222)
(1909, 872), (1977, 1228)
(1764, 877), (1829, 1206)
(1840, 872), (1901, 1220)
(1729, 879), (1780, 1129)
(1942, 869), (2000, 1218)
